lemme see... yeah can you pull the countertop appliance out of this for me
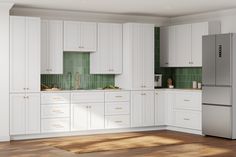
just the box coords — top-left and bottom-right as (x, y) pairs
(202, 33), (236, 139)
(155, 74), (162, 88)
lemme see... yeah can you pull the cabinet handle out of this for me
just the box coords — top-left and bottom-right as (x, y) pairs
(52, 97), (62, 100)
(115, 96), (123, 98)
(165, 62), (169, 65)
(115, 107), (123, 110)
(52, 109), (64, 113)
(183, 118), (190, 121)
(79, 46), (84, 48)
(141, 93), (146, 96)
(23, 88), (26, 90)
(115, 121), (123, 123)
(52, 124), (64, 128)
(184, 99), (190, 102)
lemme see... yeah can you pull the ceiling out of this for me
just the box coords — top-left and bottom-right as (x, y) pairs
(10, 0), (236, 17)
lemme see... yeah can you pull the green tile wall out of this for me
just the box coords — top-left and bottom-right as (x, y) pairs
(41, 52), (114, 90)
(155, 27), (202, 88)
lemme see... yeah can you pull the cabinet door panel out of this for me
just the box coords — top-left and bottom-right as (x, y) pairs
(26, 93), (40, 134)
(26, 17), (40, 92)
(142, 24), (154, 90)
(142, 91), (155, 126)
(160, 27), (169, 67)
(10, 94), (26, 135)
(80, 22), (97, 52)
(191, 22), (208, 66)
(10, 16), (26, 93)
(71, 104), (88, 131)
(41, 20), (49, 74)
(64, 21), (79, 51)
(168, 26), (176, 66)
(175, 24), (191, 67)
(155, 91), (166, 126)
(132, 24), (143, 89)
(131, 91), (143, 127)
(90, 103), (105, 130)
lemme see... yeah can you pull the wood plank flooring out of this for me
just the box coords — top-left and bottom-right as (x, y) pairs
(1, 131), (236, 157)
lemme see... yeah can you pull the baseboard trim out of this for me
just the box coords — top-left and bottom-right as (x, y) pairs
(10, 126), (202, 141)
(10, 126), (166, 140)
(0, 136), (10, 142)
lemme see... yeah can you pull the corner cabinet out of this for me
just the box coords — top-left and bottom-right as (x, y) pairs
(10, 16), (40, 93)
(90, 23), (123, 74)
(115, 23), (154, 90)
(41, 20), (63, 74)
(10, 93), (40, 135)
(160, 21), (221, 67)
(64, 21), (97, 52)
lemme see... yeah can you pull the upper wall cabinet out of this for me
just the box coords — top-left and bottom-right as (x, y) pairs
(115, 23), (154, 90)
(90, 23), (123, 74)
(41, 20), (63, 74)
(10, 16), (41, 93)
(64, 21), (97, 52)
(160, 21), (221, 67)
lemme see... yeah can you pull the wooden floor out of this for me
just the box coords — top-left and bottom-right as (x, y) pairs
(1, 131), (236, 157)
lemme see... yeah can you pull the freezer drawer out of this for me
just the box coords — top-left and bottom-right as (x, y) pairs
(202, 104), (232, 138)
(202, 86), (231, 106)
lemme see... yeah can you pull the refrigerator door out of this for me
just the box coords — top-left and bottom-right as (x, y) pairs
(202, 104), (232, 138)
(202, 35), (216, 86)
(202, 86), (231, 106)
(216, 34), (231, 86)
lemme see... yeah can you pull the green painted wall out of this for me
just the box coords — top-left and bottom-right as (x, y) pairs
(41, 52), (114, 90)
(155, 27), (202, 88)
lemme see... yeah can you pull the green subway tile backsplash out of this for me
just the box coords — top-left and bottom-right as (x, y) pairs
(155, 27), (202, 88)
(41, 52), (114, 90)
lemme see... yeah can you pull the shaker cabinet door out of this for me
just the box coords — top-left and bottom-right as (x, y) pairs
(71, 104), (88, 131)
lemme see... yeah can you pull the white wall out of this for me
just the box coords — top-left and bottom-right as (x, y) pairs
(10, 7), (169, 26)
(169, 8), (236, 34)
(0, 2), (14, 142)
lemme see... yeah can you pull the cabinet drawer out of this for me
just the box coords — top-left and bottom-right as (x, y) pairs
(105, 102), (130, 115)
(41, 93), (70, 104)
(105, 115), (130, 129)
(174, 92), (201, 111)
(41, 118), (70, 133)
(105, 91), (130, 102)
(41, 104), (70, 118)
(71, 92), (104, 103)
(174, 110), (201, 130)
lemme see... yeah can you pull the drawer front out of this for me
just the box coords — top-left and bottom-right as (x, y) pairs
(105, 102), (130, 115)
(41, 118), (70, 133)
(41, 93), (70, 104)
(105, 91), (130, 102)
(105, 115), (130, 129)
(41, 104), (70, 118)
(174, 92), (201, 111)
(174, 110), (201, 130)
(71, 92), (104, 103)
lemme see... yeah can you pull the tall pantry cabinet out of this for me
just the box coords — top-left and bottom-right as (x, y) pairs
(115, 23), (155, 127)
(10, 16), (41, 135)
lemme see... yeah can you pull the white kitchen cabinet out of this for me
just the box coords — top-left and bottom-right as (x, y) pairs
(41, 20), (63, 74)
(90, 23), (122, 74)
(64, 21), (97, 52)
(175, 24), (192, 67)
(10, 93), (40, 135)
(71, 103), (104, 131)
(116, 23), (154, 90)
(10, 16), (40, 93)
(155, 90), (175, 126)
(160, 21), (221, 67)
(131, 90), (155, 127)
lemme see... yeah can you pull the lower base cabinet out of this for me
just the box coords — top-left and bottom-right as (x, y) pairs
(131, 90), (155, 127)
(71, 103), (105, 131)
(10, 93), (40, 135)
(41, 118), (70, 133)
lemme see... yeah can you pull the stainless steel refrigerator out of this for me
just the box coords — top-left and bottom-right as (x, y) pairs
(202, 33), (236, 139)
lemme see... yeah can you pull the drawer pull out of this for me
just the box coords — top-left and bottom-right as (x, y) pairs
(184, 99), (190, 102)
(52, 109), (64, 113)
(52, 124), (64, 128)
(183, 118), (190, 121)
(141, 93), (146, 96)
(115, 107), (123, 110)
(115, 96), (123, 98)
(115, 121), (123, 123)
(52, 97), (63, 100)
